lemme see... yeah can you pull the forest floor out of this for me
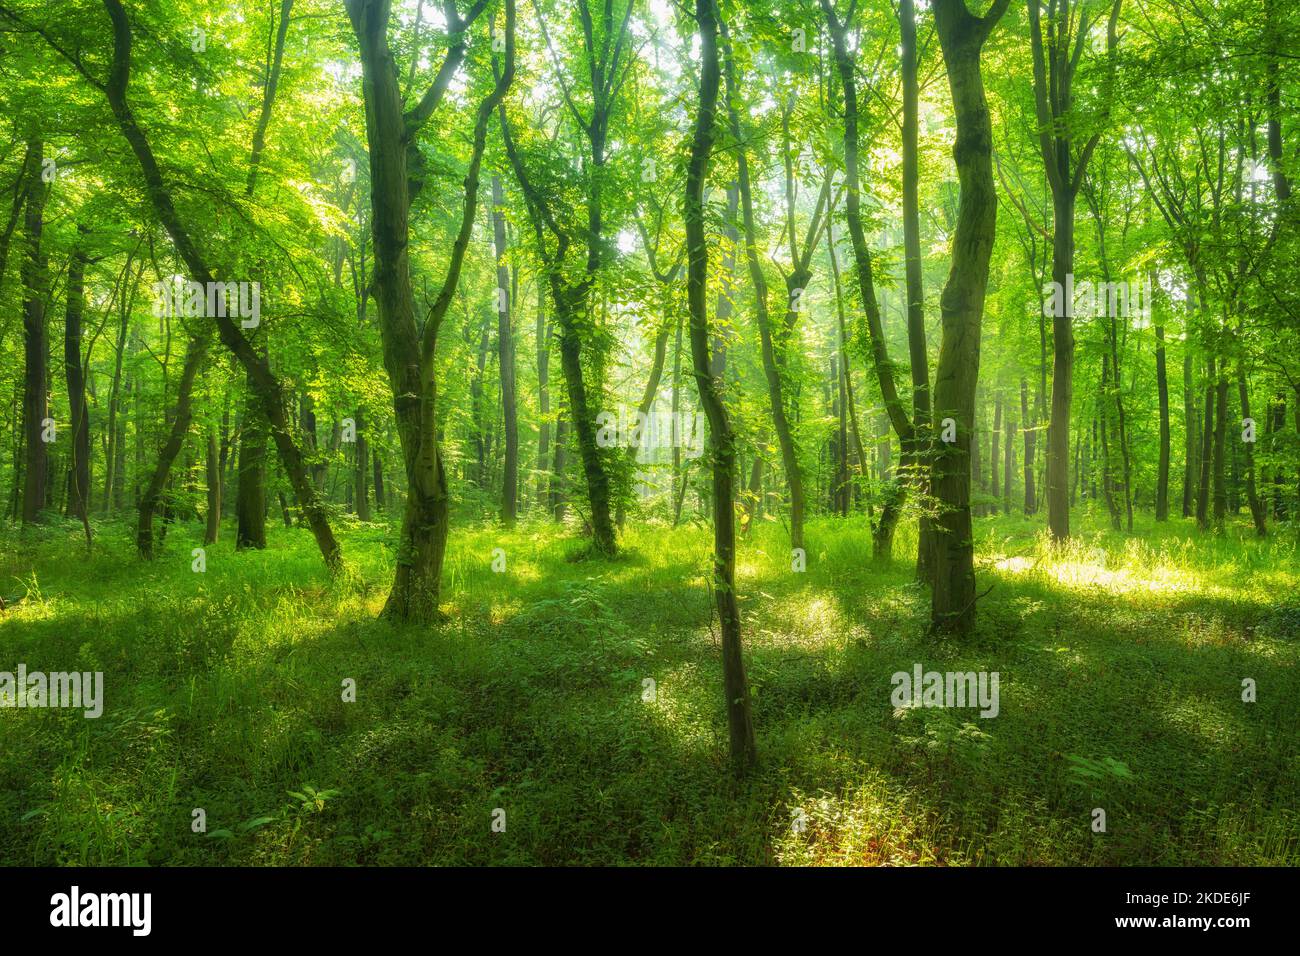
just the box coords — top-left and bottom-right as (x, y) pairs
(1, 508), (1296, 866)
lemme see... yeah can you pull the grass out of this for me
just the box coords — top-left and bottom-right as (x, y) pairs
(1, 505), (1297, 866)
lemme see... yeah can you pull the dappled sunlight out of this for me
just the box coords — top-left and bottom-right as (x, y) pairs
(988, 552), (1203, 597)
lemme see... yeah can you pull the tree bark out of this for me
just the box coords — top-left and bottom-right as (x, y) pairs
(1212, 369), (1229, 530)
(347, 0), (515, 618)
(491, 175), (518, 525)
(236, 368), (268, 550)
(1237, 366), (1266, 535)
(101, 0), (339, 569)
(928, 0), (1011, 635)
(1155, 324), (1171, 520)
(63, 241), (92, 522)
(694, 2), (757, 772)
(1196, 355), (1216, 528)
(20, 139), (48, 526)
(205, 425), (221, 544)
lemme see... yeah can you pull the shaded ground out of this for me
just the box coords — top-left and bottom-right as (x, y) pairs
(1, 508), (1296, 865)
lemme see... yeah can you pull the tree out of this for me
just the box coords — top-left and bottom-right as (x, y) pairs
(928, 0), (1011, 635)
(693, 0), (757, 771)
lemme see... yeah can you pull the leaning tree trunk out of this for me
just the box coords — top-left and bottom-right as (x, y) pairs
(103, 0), (340, 569)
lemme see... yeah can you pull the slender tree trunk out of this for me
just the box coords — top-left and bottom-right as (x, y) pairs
(1003, 396), (1014, 513)
(1044, 189), (1075, 541)
(64, 243), (92, 522)
(205, 425), (221, 544)
(551, 414), (568, 519)
(900, 0), (935, 578)
(823, 0), (919, 561)
(236, 370), (268, 550)
(491, 175), (518, 525)
(723, 36), (804, 552)
(1212, 370), (1229, 530)
(20, 139), (48, 526)
(694, 1), (757, 772)
(536, 289), (550, 508)
(1099, 357), (1121, 529)
(138, 336), (208, 557)
(103, 256), (139, 515)
(1196, 355), (1216, 528)
(990, 394), (1001, 502)
(103, 0), (340, 569)
(1155, 323), (1170, 520)
(1182, 350), (1197, 517)
(354, 406), (371, 521)
(1237, 367), (1266, 535)
(1021, 377), (1036, 513)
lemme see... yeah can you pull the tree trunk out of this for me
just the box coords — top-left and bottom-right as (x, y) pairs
(1021, 377), (1036, 514)
(354, 406), (371, 521)
(491, 175), (518, 525)
(695, 2), (758, 772)
(1196, 355), (1216, 528)
(927, 0), (1010, 635)
(236, 373), (268, 550)
(1212, 370), (1229, 530)
(723, 36), (804, 552)
(1155, 323), (1170, 520)
(104, 255), (139, 515)
(990, 393), (1001, 502)
(20, 139), (48, 526)
(347, 0), (515, 618)
(536, 287), (551, 508)
(823, 0), (920, 562)
(1237, 367), (1266, 535)
(1044, 188), (1075, 542)
(1182, 350), (1197, 517)
(1003, 395), (1014, 513)
(205, 426), (221, 544)
(64, 243), (92, 522)
(103, 0), (339, 569)
(551, 414), (568, 519)
(900, 0), (935, 578)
